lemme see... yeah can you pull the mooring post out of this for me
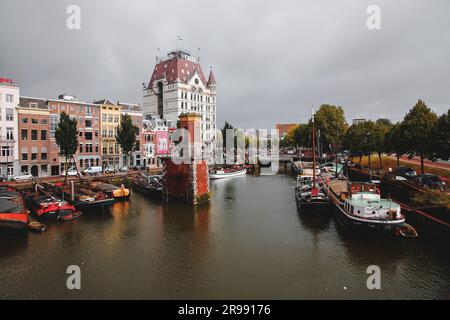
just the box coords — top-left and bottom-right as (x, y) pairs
(70, 180), (75, 202)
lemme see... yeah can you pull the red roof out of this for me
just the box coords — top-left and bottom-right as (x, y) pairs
(148, 56), (207, 89)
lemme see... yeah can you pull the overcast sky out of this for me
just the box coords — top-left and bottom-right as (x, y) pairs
(1, 0), (449, 128)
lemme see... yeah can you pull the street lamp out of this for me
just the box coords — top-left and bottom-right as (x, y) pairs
(366, 131), (372, 180)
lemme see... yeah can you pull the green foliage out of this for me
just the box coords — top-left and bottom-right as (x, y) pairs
(116, 114), (138, 155)
(431, 109), (450, 161)
(401, 100), (438, 157)
(343, 120), (381, 155)
(55, 112), (78, 158)
(313, 104), (348, 150)
(384, 123), (408, 157)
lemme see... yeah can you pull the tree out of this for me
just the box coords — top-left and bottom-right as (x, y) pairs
(343, 120), (384, 168)
(401, 100), (438, 174)
(280, 125), (299, 147)
(116, 114), (139, 168)
(313, 104), (348, 151)
(55, 112), (79, 184)
(385, 123), (408, 166)
(431, 109), (450, 161)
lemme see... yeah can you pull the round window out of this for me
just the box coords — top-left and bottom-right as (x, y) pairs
(195, 78), (199, 85)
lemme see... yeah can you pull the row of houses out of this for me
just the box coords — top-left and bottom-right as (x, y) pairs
(0, 77), (175, 178)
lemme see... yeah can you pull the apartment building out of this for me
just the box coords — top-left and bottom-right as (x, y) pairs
(96, 99), (121, 170)
(17, 97), (50, 177)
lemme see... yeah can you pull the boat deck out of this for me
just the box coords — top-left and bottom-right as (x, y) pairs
(327, 180), (347, 195)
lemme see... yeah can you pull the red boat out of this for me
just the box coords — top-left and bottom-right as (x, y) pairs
(0, 187), (29, 232)
(27, 186), (83, 221)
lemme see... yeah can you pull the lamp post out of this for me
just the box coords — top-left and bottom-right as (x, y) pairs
(366, 131), (372, 181)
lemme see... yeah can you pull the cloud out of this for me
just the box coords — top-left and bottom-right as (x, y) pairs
(1, 0), (449, 129)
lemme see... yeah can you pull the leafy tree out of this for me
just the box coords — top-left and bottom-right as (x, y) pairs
(116, 114), (139, 167)
(55, 112), (79, 184)
(313, 104), (348, 151)
(385, 123), (408, 166)
(431, 109), (450, 161)
(280, 125), (299, 147)
(343, 120), (384, 167)
(401, 100), (438, 174)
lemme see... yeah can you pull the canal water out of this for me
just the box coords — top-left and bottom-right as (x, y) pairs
(0, 174), (449, 299)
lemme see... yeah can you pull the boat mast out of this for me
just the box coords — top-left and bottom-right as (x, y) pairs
(312, 106), (316, 189)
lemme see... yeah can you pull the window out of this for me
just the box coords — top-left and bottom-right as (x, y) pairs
(41, 165), (48, 174)
(79, 131), (83, 137)
(6, 109), (14, 121)
(22, 153), (28, 161)
(109, 146), (114, 154)
(41, 153), (47, 160)
(21, 129), (28, 140)
(31, 153), (37, 160)
(85, 132), (92, 140)
(103, 147), (107, 154)
(102, 114), (107, 122)
(41, 119), (48, 125)
(86, 106), (92, 116)
(6, 128), (13, 140)
(95, 144), (99, 153)
(31, 130), (38, 140)
(85, 119), (92, 128)
(41, 130), (47, 140)
(7, 164), (14, 176)
(108, 115), (113, 122)
(50, 115), (59, 138)
(6, 94), (13, 102)
(2, 146), (11, 157)
(86, 144), (93, 153)
(114, 115), (119, 123)
(79, 144), (83, 153)
(102, 129), (107, 137)
(31, 119), (38, 124)
(22, 118), (28, 124)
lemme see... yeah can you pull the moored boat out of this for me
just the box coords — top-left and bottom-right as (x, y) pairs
(323, 180), (416, 237)
(0, 187), (29, 232)
(26, 186), (82, 221)
(88, 181), (130, 200)
(132, 174), (163, 198)
(46, 182), (115, 211)
(210, 165), (247, 179)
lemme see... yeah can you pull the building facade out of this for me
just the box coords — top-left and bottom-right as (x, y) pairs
(0, 77), (20, 177)
(96, 99), (121, 170)
(47, 95), (101, 174)
(118, 102), (144, 167)
(142, 49), (216, 160)
(17, 97), (51, 177)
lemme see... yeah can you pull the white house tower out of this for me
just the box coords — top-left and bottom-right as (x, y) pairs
(143, 49), (217, 159)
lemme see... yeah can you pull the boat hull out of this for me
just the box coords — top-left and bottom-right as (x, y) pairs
(210, 169), (247, 179)
(132, 181), (162, 198)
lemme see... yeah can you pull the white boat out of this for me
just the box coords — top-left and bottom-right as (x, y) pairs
(210, 168), (247, 179)
(323, 180), (417, 237)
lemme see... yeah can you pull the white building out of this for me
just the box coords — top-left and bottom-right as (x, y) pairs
(0, 77), (19, 177)
(142, 49), (216, 160)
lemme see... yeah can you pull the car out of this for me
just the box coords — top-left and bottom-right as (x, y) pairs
(415, 174), (446, 191)
(393, 166), (417, 179)
(60, 168), (78, 176)
(0, 174), (7, 182)
(119, 166), (128, 172)
(13, 173), (34, 181)
(104, 167), (117, 174)
(83, 166), (103, 176)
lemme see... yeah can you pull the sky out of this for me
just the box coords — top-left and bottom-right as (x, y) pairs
(1, 0), (449, 129)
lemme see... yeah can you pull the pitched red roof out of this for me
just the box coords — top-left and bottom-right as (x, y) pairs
(147, 56), (207, 89)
